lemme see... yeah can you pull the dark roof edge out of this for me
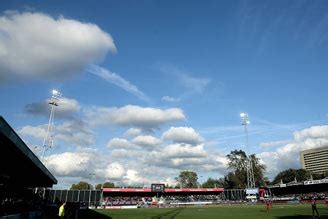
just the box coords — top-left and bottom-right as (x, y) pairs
(0, 116), (57, 185)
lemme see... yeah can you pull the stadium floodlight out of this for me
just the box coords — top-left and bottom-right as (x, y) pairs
(41, 89), (61, 160)
(240, 112), (250, 125)
(240, 112), (255, 189)
(52, 89), (59, 95)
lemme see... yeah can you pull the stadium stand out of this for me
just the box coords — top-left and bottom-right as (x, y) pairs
(0, 116), (57, 218)
(101, 188), (224, 208)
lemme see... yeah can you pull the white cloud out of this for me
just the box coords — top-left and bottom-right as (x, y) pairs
(162, 96), (180, 102)
(19, 125), (47, 140)
(124, 169), (144, 186)
(162, 127), (203, 145)
(124, 128), (142, 138)
(107, 138), (135, 149)
(293, 125), (328, 141)
(132, 135), (161, 147)
(86, 105), (185, 129)
(46, 151), (96, 177)
(259, 125), (328, 179)
(161, 143), (207, 158)
(0, 11), (116, 82)
(88, 65), (149, 101)
(102, 162), (125, 179)
(54, 121), (95, 147)
(110, 149), (143, 158)
(25, 97), (81, 118)
(259, 140), (290, 148)
(19, 120), (95, 147)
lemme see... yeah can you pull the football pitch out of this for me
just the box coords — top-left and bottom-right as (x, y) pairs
(79, 204), (328, 219)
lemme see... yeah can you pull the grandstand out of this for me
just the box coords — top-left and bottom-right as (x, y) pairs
(269, 176), (328, 198)
(0, 116), (57, 218)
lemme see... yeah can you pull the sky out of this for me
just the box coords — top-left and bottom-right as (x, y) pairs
(1, 0), (328, 189)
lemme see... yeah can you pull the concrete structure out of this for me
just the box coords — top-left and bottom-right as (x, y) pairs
(300, 146), (328, 174)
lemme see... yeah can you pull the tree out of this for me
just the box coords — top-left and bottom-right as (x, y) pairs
(249, 154), (268, 187)
(70, 181), (93, 190)
(103, 182), (115, 188)
(224, 150), (267, 188)
(95, 182), (114, 190)
(202, 177), (224, 188)
(175, 171), (199, 188)
(272, 169), (304, 184)
(271, 168), (325, 185)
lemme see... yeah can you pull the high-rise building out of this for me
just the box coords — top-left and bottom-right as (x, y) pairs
(300, 146), (328, 174)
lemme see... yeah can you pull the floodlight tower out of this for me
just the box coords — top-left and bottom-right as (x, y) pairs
(240, 112), (255, 189)
(41, 90), (61, 159)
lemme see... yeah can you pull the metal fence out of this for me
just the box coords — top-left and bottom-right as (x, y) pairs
(222, 189), (247, 200)
(44, 189), (102, 206)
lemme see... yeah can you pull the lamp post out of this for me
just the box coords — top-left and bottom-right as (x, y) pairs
(41, 89), (61, 160)
(240, 112), (255, 189)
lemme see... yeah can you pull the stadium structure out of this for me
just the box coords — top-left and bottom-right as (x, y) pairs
(0, 116), (57, 218)
(300, 146), (328, 174)
(1, 115), (328, 218)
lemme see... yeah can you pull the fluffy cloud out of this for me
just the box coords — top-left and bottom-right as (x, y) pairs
(162, 127), (203, 145)
(132, 135), (161, 147)
(259, 125), (328, 179)
(25, 97), (81, 118)
(124, 170), (144, 186)
(294, 125), (328, 141)
(102, 162), (125, 179)
(124, 128), (142, 138)
(19, 125), (47, 140)
(86, 105), (185, 129)
(19, 120), (95, 148)
(160, 143), (207, 158)
(110, 149), (143, 158)
(107, 138), (136, 149)
(46, 151), (96, 177)
(0, 11), (115, 82)
(259, 140), (290, 148)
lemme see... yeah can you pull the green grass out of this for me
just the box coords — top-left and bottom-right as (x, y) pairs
(79, 204), (328, 219)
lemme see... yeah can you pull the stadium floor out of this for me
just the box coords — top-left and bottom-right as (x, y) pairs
(78, 204), (328, 219)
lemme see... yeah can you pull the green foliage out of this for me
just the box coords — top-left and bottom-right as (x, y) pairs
(95, 184), (102, 190)
(202, 177), (224, 188)
(175, 171), (199, 188)
(103, 182), (115, 188)
(271, 168), (326, 185)
(224, 150), (267, 188)
(70, 181), (93, 190)
(95, 182), (114, 190)
(249, 154), (267, 187)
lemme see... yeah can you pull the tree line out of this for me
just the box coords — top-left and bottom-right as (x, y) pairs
(69, 150), (327, 190)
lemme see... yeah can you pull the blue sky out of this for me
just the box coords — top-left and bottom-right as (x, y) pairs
(1, 0), (328, 188)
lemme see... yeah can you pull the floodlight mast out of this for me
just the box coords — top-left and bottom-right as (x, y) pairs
(240, 112), (255, 189)
(41, 90), (61, 160)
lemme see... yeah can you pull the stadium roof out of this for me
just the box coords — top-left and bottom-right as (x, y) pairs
(0, 116), (57, 187)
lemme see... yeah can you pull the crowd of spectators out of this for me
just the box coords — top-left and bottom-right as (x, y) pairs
(164, 195), (221, 203)
(102, 194), (222, 206)
(0, 188), (46, 217)
(271, 192), (328, 202)
(103, 196), (152, 206)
